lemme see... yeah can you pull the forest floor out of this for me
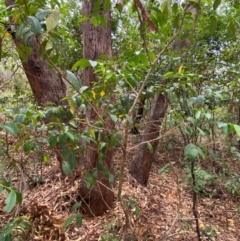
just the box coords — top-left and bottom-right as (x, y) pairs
(0, 134), (240, 241)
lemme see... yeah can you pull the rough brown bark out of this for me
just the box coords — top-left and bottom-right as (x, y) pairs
(6, 0), (67, 106)
(78, 0), (114, 216)
(129, 94), (168, 185)
(6, 0), (67, 175)
(15, 36), (67, 106)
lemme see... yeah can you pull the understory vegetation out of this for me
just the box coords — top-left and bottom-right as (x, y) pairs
(0, 0), (240, 240)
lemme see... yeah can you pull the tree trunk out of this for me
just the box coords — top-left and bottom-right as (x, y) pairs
(6, 0), (68, 174)
(6, 0), (67, 106)
(78, 0), (114, 216)
(129, 94), (168, 185)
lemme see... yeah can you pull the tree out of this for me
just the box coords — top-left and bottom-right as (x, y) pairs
(5, 0), (67, 106)
(77, 0), (115, 216)
(129, 0), (201, 185)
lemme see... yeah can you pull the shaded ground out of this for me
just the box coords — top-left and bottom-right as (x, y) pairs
(0, 136), (240, 241)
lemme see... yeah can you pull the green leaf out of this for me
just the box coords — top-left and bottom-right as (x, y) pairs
(195, 110), (201, 120)
(184, 143), (198, 159)
(81, 135), (91, 144)
(172, 14), (180, 29)
(172, 3), (178, 14)
(4, 190), (17, 213)
(65, 131), (75, 141)
(71, 202), (81, 211)
(110, 135), (117, 147)
(187, 117), (197, 125)
(93, 0), (101, 14)
(125, 114), (133, 125)
(23, 140), (36, 154)
(76, 213), (82, 227)
(64, 215), (75, 230)
(16, 25), (31, 38)
(89, 60), (98, 67)
(62, 161), (72, 175)
(234, 125), (240, 137)
(185, 126), (193, 136)
(48, 136), (58, 148)
(2, 122), (20, 136)
(116, 3), (123, 13)
(148, 50), (156, 62)
(67, 70), (81, 91)
(138, 53), (149, 65)
(209, 15), (217, 32)
(36, 9), (51, 21)
(104, 0), (111, 11)
(23, 31), (34, 43)
(164, 72), (175, 78)
(197, 127), (207, 136)
(14, 114), (25, 123)
(227, 21), (235, 38)
(110, 114), (118, 123)
(68, 153), (76, 170)
(46, 10), (60, 32)
(16, 192), (22, 204)
(147, 142), (154, 153)
(43, 154), (50, 163)
(213, 0), (221, 11)
(28, 16), (42, 36)
(72, 59), (91, 70)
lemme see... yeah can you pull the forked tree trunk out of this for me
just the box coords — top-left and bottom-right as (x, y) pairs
(78, 0), (114, 216)
(129, 94), (168, 185)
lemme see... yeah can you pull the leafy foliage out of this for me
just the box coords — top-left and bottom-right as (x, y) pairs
(1, 0), (240, 239)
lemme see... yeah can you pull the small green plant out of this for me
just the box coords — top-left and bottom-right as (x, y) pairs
(225, 172), (240, 196)
(201, 226), (217, 239)
(0, 216), (29, 241)
(0, 179), (22, 213)
(158, 162), (176, 175)
(100, 233), (120, 241)
(127, 196), (140, 218)
(63, 202), (82, 230)
(185, 166), (216, 197)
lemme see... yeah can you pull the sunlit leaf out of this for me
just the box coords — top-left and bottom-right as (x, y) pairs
(66, 70), (81, 91)
(72, 59), (91, 70)
(43, 154), (50, 163)
(234, 125), (240, 137)
(46, 10), (60, 32)
(4, 190), (16, 213)
(89, 60), (98, 67)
